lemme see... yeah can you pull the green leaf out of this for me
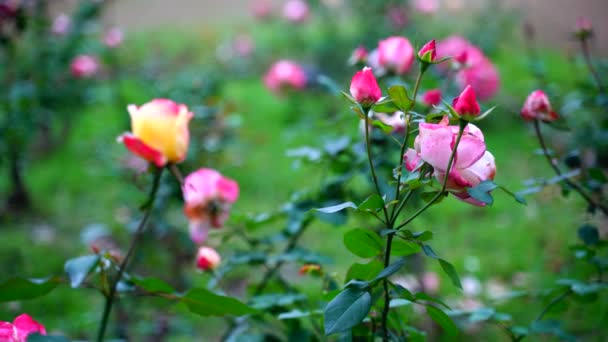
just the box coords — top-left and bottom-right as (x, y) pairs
(422, 244), (439, 259)
(420, 191), (442, 203)
(324, 287), (372, 335)
(250, 293), (306, 310)
(391, 240), (421, 256)
(468, 307), (495, 323)
(372, 119), (394, 134)
(388, 85), (413, 110)
(182, 288), (257, 316)
(26, 334), (71, 342)
(278, 309), (323, 320)
(466, 180), (498, 205)
(341, 91), (358, 105)
(346, 260), (383, 282)
(372, 100), (399, 113)
(358, 194), (385, 212)
(414, 292), (451, 310)
(413, 231), (434, 241)
(64, 255), (100, 288)
(0, 277), (61, 302)
(439, 259), (462, 290)
(578, 224), (599, 246)
(314, 202), (357, 214)
(343, 228), (384, 258)
(373, 258), (406, 282)
(426, 305), (458, 338)
(131, 276), (176, 294)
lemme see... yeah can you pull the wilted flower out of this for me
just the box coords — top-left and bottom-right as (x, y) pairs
(70, 55), (99, 78)
(103, 27), (124, 48)
(520, 90), (558, 122)
(52, 13), (70, 35)
(282, 0), (310, 23)
(196, 246), (221, 271)
(118, 99), (193, 167)
(263, 60), (307, 94)
(378, 36), (415, 74)
(0, 314), (46, 342)
(350, 67), (381, 107)
(183, 168), (239, 244)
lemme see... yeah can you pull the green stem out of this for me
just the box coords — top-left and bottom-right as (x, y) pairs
(380, 233), (395, 341)
(97, 167), (163, 342)
(364, 107), (391, 223)
(395, 120), (467, 231)
(580, 38), (606, 94)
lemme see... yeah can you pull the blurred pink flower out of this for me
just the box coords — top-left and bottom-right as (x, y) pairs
(520, 90), (558, 122)
(196, 246), (221, 271)
(183, 168), (239, 244)
(251, 0), (273, 20)
(421, 272), (440, 293)
(283, 0), (310, 23)
(233, 34), (255, 57)
(0, 314), (46, 342)
(386, 5), (408, 29)
(70, 55), (99, 78)
(103, 27), (124, 48)
(378, 36), (415, 75)
(413, 0), (439, 15)
(421, 89), (442, 107)
(52, 13), (70, 35)
(348, 46), (368, 66)
(263, 60), (307, 94)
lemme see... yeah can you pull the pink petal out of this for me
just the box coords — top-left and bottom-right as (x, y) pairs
(453, 131), (486, 169)
(13, 314), (46, 339)
(189, 220), (210, 245)
(418, 123), (454, 172)
(404, 148), (421, 171)
(119, 133), (167, 167)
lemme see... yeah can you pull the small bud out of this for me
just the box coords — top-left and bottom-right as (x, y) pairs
(520, 90), (558, 122)
(348, 46), (368, 66)
(418, 39), (437, 64)
(103, 27), (124, 48)
(349, 67), (382, 108)
(452, 85), (480, 119)
(421, 89), (442, 107)
(196, 247), (221, 271)
(574, 16), (593, 40)
(70, 55), (99, 79)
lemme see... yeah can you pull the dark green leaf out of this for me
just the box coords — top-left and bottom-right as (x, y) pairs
(426, 305), (458, 338)
(420, 191), (441, 203)
(422, 245), (439, 259)
(346, 260), (383, 282)
(343, 228), (383, 258)
(578, 224), (599, 246)
(314, 202), (357, 214)
(439, 259), (462, 289)
(278, 309), (323, 320)
(466, 180), (498, 205)
(373, 258), (406, 282)
(182, 288), (257, 316)
(131, 276), (176, 294)
(0, 277), (61, 302)
(388, 85), (413, 110)
(64, 255), (100, 288)
(324, 287), (372, 335)
(391, 240), (421, 256)
(358, 194), (385, 212)
(413, 231), (434, 241)
(414, 292), (451, 310)
(26, 334), (70, 342)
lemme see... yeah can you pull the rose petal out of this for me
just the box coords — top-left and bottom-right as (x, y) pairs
(118, 133), (167, 167)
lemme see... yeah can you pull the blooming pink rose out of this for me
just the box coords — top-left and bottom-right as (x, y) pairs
(418, 39), (437, 63)
(350, 67), (382, 107)
(348, 46), (368, 65)
(0, 314), (46, 342)
(70, 55), (99, 78)
(251, 0), (273, 20)
(183, 168), (239, 244)
(103, 27), (124, 48)
(421, 89), (442, 107)
(521, 90), (559, 122)
(413, 0), (440, 15)
(52, 13), (70, 35)
(118, 99), (193, 167)
(405, 117), (496, 206)
(196, 246), (221, 270)
(282, 0), (310, 23)
(378, 36), (415, 75)
(263, 60), (307, 94)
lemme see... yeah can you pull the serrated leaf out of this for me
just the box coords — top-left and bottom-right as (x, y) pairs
(324, 287), (372, 335)
(439, 259), (462, 289)
(0, 277), (61, 302)
(388, 85), (413, 110)
(314, 202), (357, 213)
(182, 288), (257, 316)
(131, 276), (176, 294)
(426, 305), (458, 338)
(343, 228), (383, 258)
(64, 255), (100, 288)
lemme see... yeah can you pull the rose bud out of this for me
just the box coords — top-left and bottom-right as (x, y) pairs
(348, 46), (368, 66)
(70, 55), (99, 78)
(350, 67), (382, 108)
(263, 60), (307, 94)
(378, 36), (415, 75)
(520, 90), (558, 122)
(52, 13), (70, 35)
(574, 16), (593, 39)
(103, 27), (124, 48)
(0, 314), (46, 342)
(418, 39), (437, 63)
(196, 246), (221, 271)
(282, 0), (310, 23)
(452, 85), (480, 119)
(118, 99), (193, 167)
(421, 89), (442, 107)
(183, 168), (239, 244)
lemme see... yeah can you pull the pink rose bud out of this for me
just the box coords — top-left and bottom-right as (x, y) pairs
(183, 168), (239, 244)
(575, 16), (593, 39)
(421, 89), (442, 107)
(414, 0), (440, 15)
(282, 0), (310, 23)
(52, 13), (70, 35)
(196, 246), (221, 271)
(263, 60), (308, 94)
(348, 46), (368, 65)
(452, 85), (480, 118)
(118, 99), (193, 167)
(103, 27), (124, 48)
(70, 55), (99, 78)
(378, 36), (415, 75)
(0, 314), (46, 342)
(418, 39), (437, 63)
(520, 90), (558, 122)
(350, 67), (382, 107)
(251, 0), (273, 20)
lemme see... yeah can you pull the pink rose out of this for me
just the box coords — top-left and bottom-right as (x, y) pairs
(421, 89), (442, 107)
(52, 13), (70, 36)
(183, 168), (239, 244)
(0, 314), (46, 342)
(103, 27), (124, 48)
(520, 90), (558, 122)
(263, 60), (307, 94)
(378, 36), (415, 75)
(452, 85), (480, 118)
(196, 246), (221, 270)
(251, 0), (273, 20)
(282, 0), (310, 23)
(413, 0), (440, 15)
(70, 55), (99, 78)
(350, 67), (382, 107)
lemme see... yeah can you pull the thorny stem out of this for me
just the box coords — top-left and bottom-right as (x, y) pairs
(533, 120), (608, 215)
(580, 38), (606, 94)
(97, 167), (163, 342)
